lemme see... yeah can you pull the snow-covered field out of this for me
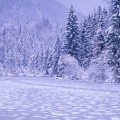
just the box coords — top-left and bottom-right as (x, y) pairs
(0, 77), (120, 120)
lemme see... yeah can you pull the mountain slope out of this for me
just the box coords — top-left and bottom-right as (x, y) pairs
(0, 0), (84, 25)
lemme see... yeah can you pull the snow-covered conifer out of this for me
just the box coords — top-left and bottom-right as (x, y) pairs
(105, 0), (120, 82)
(52, 36), (62, 76)
(64, 5), (80, 60)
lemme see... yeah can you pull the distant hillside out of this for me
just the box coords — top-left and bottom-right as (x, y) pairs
(0, 0), (84, 26)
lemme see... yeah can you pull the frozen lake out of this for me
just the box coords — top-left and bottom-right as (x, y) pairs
(0, 76), (120, 120)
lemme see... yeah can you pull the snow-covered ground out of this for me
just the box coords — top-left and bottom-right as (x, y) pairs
(0, 77), (120, 120)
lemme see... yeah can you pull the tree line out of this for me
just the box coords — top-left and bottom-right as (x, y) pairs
(0, 0), (119, 82)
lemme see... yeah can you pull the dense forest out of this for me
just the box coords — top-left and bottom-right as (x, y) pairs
(0, 0), (119, 83)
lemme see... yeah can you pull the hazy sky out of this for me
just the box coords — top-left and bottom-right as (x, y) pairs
(57, 0), (106, 15)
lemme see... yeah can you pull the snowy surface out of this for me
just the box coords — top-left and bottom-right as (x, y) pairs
(0, 76), (120, 120)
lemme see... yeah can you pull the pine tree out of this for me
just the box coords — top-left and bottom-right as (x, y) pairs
(78, 21), (87, 68)
(34, 53), (41, 72)
(78, 19), (93, 69)
(97, 6), (102, 22)
(106, 0), (120, 82)
(0, 36), (5, 64)
(39, 45), (44, 73)
(64, 5), (80, 59)
(44, 48), (53, 75)
(94, 10), (105, 57)
(52, 36), (62, 76)
(91, 9), (98, 36)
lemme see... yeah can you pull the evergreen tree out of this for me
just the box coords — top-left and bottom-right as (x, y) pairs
(78, 21), (87, 68)
(52, 36), (62, 76)
(78, 19), (93, 69)
(34, 52), (41, 72)
(94, 10), (105, 57)
(91, 9), (98, 36)
(0, 37), (5, 64)
(97, 6), (102, 22)
(44, 48), (53, 75)
(39, 45), (44, 73)
(64, 5), (80, 59)
(106, 0), (120, 82)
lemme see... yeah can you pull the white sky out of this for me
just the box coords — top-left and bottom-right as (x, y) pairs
(57, 0), (107, 15)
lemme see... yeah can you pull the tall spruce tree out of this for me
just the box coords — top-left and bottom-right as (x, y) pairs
(52, 36), (62, 76)
(106, 0), (120, 82)
(78, 18), (93, 69)
(64, 5), (80, 60)
(94, 9), (105, 57)
(91, 9), (98, 36)
(78, 21), (87, 68)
